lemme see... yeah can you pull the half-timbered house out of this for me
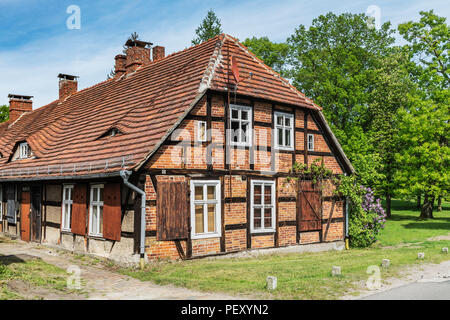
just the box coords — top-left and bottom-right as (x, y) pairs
(0, 34), (354, 264)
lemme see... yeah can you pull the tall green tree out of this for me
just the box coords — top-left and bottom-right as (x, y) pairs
(399, 10), (449, 98)
(286, 12), (396, 187)
(0, 105), (8, 123)
(394, 96), (449, 219)
(369, 48), (414, 217)
(396, 11), (449, 219)
(242, 36), (289, 74)
(192, 9), (223, 45)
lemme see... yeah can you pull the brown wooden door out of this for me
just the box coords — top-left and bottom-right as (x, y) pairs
(30, 186), (42, 242)
(298, 180), (322, 232)
(20, 190), (31, 242)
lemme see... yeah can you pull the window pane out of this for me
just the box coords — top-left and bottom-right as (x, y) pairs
(241, 123), (248, 143)
(285, 117), (291, 127)
(195, 205), (204, 234)
(231, 121), (239, 142)
(254, 208), (261, 228)
(264, 185), (272, 204)
(99, 188), (104, 202)
(68, 204), (72, 229)
(277, 115), (283, 126)
(195, 186), (203, 200)
(264, 208), (272, 228)
(278, 128), (283, 146)
(241, 110), (248, 120)
(64, 188), (69, 201)
(99, 206), (103, 235)
(93, 188), (98, 202)
(285, 129), (291, 146)
(254, 185), (262, 204)
(199, 122), (206, 141)
(92, 206), (98, 233)
(69, 188), (73, 201)
(207, 204), (216, 233)
(231, 109), (239, 119)
(207, 185), (215, 200)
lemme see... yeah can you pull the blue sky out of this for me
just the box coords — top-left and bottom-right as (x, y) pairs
(0, 0), (448, 108)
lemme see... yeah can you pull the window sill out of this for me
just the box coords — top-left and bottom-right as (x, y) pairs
(251, 229), (276, 234)
(61, 230), (72, 235)
(275, 146), (294, 151)
(88, 234), (105, 241)
(191, 233), (221, 240)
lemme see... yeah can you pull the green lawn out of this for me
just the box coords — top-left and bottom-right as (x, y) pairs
(121, 199), (450, 300)
(378, 199), (450, 246)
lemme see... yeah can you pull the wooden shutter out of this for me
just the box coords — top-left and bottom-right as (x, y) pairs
(71, 184), (87, 235)
(103, 183), (122, 241)
(157, 181), (189, 241)
(298, 180), (322, 231)
(6, 185), (16, 224)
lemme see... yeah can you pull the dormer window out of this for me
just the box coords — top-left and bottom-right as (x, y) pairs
(110, 128), (120, 137)
(19, 142), (31, 159)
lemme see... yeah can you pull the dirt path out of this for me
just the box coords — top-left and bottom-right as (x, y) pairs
(0, 240), (243, 300)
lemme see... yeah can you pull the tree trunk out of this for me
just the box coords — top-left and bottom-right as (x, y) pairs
(437, 196), (442, 212)
(420, 194), (434, 219)
(385, 193), (391, 218)
(417, 194), (421, 208)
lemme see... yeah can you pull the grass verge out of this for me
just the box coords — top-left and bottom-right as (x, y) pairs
(121, 199), (449, 300)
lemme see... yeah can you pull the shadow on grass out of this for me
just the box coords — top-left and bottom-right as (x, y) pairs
(0, 255), (25, 266)
(403, 221), (450, 230)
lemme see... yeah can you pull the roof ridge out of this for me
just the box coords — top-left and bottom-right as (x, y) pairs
(224, 34), (320, 110)
(198, 34), (226, 92)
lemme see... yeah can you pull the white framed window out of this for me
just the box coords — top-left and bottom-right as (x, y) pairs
(197, 121), (207, 142)
(307, 134), (315, 151)
(0, 184), (3, 222)
(19, 142), (30, 159)
(61, 185), (73, 231)
(190, 180), (221, 239)
(229, 104), (252, 146)
(89, 184), (104, 237)
(274, 112), (294, 150)
(250, 180), (276, 233)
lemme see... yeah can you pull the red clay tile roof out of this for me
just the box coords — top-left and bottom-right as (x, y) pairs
(0, 34), (338, 180)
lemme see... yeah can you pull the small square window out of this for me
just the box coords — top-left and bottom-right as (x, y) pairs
(19, 142), (30, 159)
(274, 112), (294, 150)
(229, 105), (252, 147)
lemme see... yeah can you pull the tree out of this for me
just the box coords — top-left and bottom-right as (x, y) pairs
(287, 12), (395, 135)
(398, 10), (449, 98)
(394, 96), (449, 219)
(242, 36), (289, 74)
(0, 105), (8, 123)
(286, 12), (396, 189)
(368, 48), (414, 217)
(396, 11), (449, 219)
(192, 9), (223, 45)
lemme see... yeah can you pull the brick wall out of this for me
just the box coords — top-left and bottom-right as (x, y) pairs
(142, 93), (347, 261)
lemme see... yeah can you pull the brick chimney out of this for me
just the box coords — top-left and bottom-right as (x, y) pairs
(152, 46), (165, 61)
(8, 94), (33, 123)
(58, 74), (78, 100)
(124, 39), (152, 74)
(114, 54), (126, 78)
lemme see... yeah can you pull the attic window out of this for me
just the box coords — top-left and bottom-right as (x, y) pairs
(19, 142), (31, 159)
(110, 128), (120, 137)
(99, 127), (122, 139)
